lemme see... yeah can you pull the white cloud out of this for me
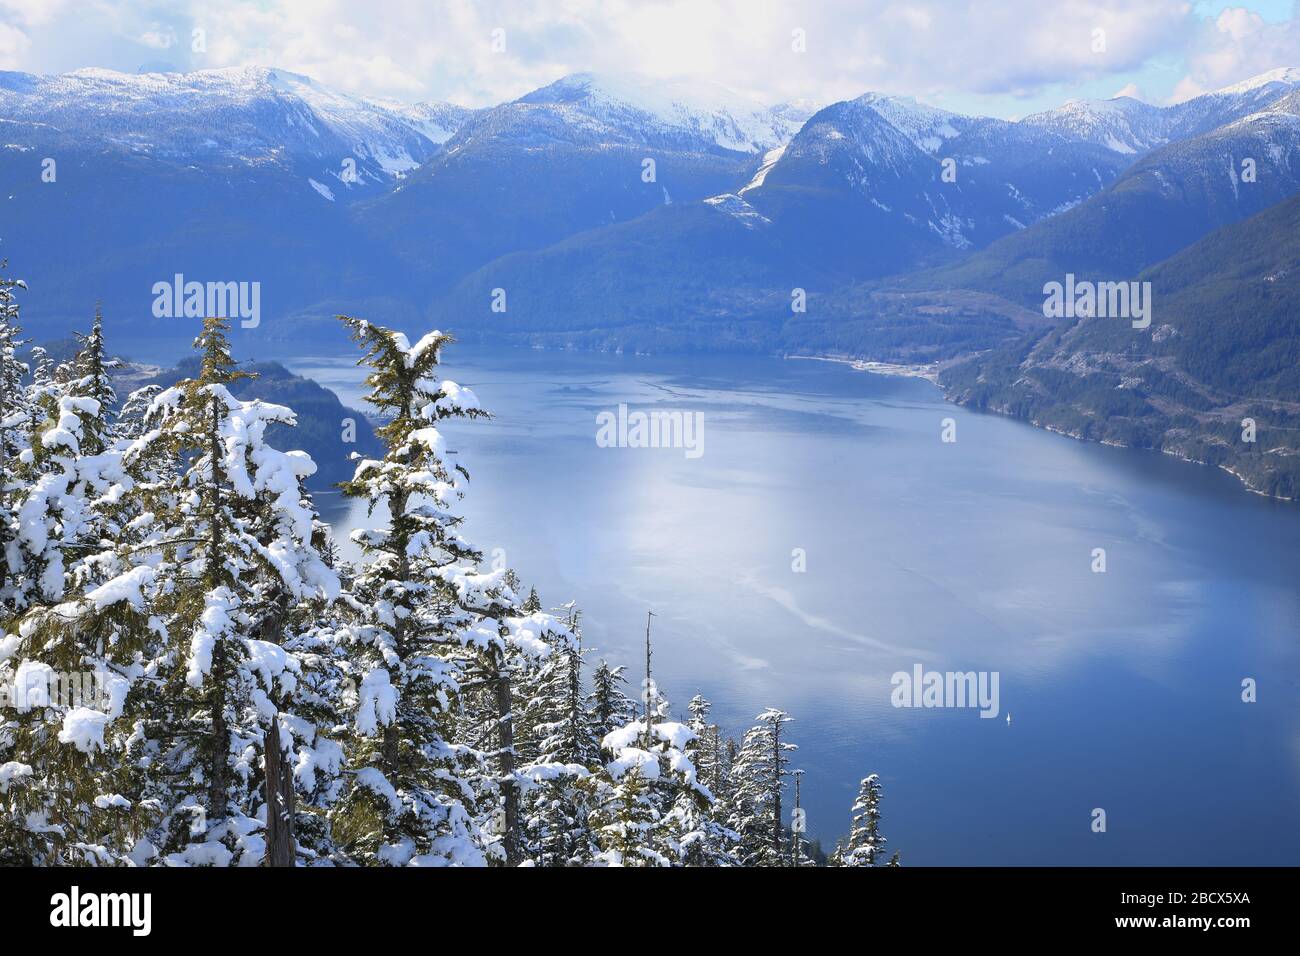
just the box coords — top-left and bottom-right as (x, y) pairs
(0, 21), (29, 69)
(137, 28), (176, 50)
(1172, 6), (1300, 102)
(0, 0), (1281, 111)
(224, 0), (1197, 106)
(0, 0), (70, 28)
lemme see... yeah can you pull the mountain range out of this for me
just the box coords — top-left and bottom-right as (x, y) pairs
(2, 63), (1293, 344)
(3, 62), (1300, 494)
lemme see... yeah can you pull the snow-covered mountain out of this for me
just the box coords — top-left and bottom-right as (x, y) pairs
(740, 68), (1300, 253)
(914, 87), (1300, 304)
(1021, 96), (1169, 154)
(424, 66), (1300, 360)
(1168, 66), (1300, 138)
(351, 71), (810, 292)
(1021, 67), (1300, 155)
(740, 92), (1127, 252)
(848, 93), (975, 154)
(0, 66), (476, 192)
(508, 71), (802, 154)
(5, 62), (1300, 353)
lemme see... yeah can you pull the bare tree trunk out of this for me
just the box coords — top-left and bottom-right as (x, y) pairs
(205, 395), (230, 823)
(772, 719), (783, 865)
(264, 716), (296, 867)
(207, 640), (229, 822)
(492, 660), (521, 866)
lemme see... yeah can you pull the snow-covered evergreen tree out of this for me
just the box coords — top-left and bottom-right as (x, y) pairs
(843, 774), (888, 867)
(115, 385), (161, 441)
(728, 708), (796, 866)
(686, 695), (723, 794)
(65, 307), (117, 457)
(519, 603), (601, 865)
(120, 317), (338, 865)
(327, 317), (489, 866)
(451, 577), (579, 866)
(674, 694), (739, 865)
(587, 659), (636, 741)
(328, 317), (574, 867)
(585, 715), (707, 866)
(0, 264), (31, 616)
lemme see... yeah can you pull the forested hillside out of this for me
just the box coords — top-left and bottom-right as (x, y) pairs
(941, 193), (1300, 499)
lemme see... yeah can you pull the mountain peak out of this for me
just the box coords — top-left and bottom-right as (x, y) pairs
(841, 92), (968, 154)
(0, 65), (467, 183)
(523, 71), (770, 118)
(513, 71), (796, 153)
(1213, 66), (1300, 96)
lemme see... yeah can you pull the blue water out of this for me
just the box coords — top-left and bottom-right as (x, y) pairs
(290, 345), (1300, 866)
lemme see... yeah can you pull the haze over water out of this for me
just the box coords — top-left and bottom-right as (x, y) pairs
(292, 346), (1300, 865)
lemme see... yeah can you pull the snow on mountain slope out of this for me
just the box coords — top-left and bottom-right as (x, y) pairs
(771, 99), (822, 129)
(367, 98), (479, 145)
(777, 98), (930, 180)
(741, 92), (1128, 252)
(1022, 67), (1300, 155)
(0, 66), (473, 188)
(738, 145), (785, 195)
(703, 192), (772, 228)
(1166, 67), (1300, 140)
(1021, 96), (1168, 154)
(1210, 66), (1300, 97)
(851, 93), (972, 154)
(512, 72), (800, 154)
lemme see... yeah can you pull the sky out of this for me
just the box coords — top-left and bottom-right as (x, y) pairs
(0, 1), (1297, 117)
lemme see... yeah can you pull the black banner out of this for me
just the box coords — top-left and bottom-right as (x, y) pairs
(0, 865), (1285, 942)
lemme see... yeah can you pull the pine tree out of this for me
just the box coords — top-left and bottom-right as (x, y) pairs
(115, 385), (161, 440)
(328, 316), (575, 867)
(0, 307), (198, 863)
(587, 659), (636, 741)
(728, 708), (796, 866)
(519, 603), (600, 865)
(65, 306), (117, 457)
(122, 317), (338, 865)
(844, 774), (888, 866)
(675, 694), (739, 865)
(451, 575), (577, 866)
(686, 695), (722, 793)
(828, 838), (846, 867)
(0, 264), (31, 614)
(532, 606), (600, 768)
(585, 712), (707, 866)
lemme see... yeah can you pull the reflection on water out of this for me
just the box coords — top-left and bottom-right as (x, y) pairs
(294, 346), (1300, 865)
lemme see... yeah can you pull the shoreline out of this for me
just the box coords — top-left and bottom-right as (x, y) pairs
(285, 340), (1294, 504)
(786, 353), (941, 384)
(789, 349), (1296, 505)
